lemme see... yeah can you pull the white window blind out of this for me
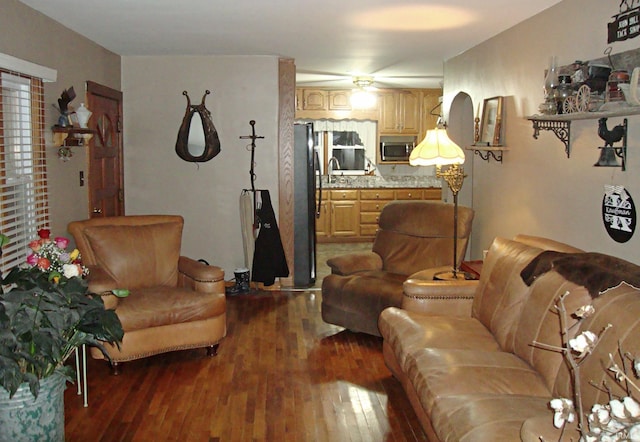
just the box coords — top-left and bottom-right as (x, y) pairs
(0, 69), (49, 274)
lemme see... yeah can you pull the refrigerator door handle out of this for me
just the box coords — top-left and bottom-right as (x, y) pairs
(314, 149), (322, 219)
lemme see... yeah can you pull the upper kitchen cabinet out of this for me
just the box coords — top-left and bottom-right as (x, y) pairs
(377, 90), (422, 136)
(420, 89), (442, 136)
(294, 88), (441, 137)
(300, 89), (328, 110)
(328, 90), (352, 110)
(295, 88), (379, 120)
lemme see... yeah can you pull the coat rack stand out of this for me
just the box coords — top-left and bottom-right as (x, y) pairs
(238, 120), (289, 286)
(240, 120), (265, 229)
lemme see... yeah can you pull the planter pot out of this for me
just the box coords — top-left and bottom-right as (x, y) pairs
(0, 374), (66, 442)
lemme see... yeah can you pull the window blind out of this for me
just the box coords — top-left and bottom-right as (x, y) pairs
(0, 69), (49, 274)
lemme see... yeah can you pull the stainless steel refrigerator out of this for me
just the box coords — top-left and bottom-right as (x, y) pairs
(293, 122), (321, 287)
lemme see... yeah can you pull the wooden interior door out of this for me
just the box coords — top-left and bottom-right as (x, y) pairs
(86, 81), (124, 218)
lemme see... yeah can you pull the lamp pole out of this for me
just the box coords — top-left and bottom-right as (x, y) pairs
(436, 164), (465, 279)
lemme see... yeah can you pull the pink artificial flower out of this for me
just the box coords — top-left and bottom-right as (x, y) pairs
(54, 237), (69, 249)
(38, 229), (51, 239)
(26, 253), (38, 266)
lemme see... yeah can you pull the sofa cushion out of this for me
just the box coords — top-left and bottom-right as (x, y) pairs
(471, 237), (545, 351)
(430, 394), (552, 442)
(83, 222), (182, 289)
(512, 272), (591, 391)
(115, 286), (226, 332)
(406, 348), (551, 413)
(378, 307), (501, 372)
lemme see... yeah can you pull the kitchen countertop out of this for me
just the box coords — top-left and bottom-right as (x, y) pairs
(319, 175), (441, 189)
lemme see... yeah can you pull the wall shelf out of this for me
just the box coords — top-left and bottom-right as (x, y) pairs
(465, 146), (509, 163)
(51, 125), (95, 147)
(526, 105), (640, 158)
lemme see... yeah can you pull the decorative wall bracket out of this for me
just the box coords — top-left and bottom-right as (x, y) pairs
(529, 119), (571, 157)
(466, 146), (509, 163)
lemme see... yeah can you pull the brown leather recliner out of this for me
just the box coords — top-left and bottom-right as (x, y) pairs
(68, 215), (226, 371)
(321, 200), (474, 336)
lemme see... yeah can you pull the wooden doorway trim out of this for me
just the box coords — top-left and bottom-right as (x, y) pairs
(278, 58), (295, 287)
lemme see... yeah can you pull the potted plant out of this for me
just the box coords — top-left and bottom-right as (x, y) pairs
(0, 229), (126, 441)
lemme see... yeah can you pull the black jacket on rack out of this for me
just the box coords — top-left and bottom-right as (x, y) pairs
(251, 189), (289, 285)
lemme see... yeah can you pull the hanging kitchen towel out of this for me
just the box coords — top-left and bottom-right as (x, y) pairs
(251, 189), (289, 286)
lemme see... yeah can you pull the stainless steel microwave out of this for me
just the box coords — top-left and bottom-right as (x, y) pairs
(379, 136), (416, 162)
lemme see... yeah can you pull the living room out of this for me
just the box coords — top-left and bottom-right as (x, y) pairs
(2, 0), (640, 440)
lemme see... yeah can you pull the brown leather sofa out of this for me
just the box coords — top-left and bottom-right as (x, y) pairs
(68, 215), (226, 370)
(380, 234), (640, 441)
(321, 200), (474, 336)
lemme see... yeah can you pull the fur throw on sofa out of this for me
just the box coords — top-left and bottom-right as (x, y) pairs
(520, 251), (640, 297)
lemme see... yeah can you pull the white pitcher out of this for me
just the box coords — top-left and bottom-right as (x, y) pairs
(622, 67), (640, 105)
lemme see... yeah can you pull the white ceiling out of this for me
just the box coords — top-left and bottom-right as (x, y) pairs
(19, 0), (561, 89)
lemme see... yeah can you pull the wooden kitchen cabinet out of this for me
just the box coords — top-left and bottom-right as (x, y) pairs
(294, 87), (434, 127)
(316, 190), (331, 238)
(301, 89), (328, 110)
(378, 90), (422, 136)
(331, 200), (360, 237)
(328, 190), (359, 237)
(359, 189), (395, 237)
(328, 90), (352, 110)
(420, 89), (442, 137)
(295, 89), (303, 111)
(395, 188), (423, 200)
(318, 187), (442, 242)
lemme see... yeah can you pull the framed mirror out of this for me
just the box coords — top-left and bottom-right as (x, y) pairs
(479, 96), (504, 146)
(175, 90), (221, 162)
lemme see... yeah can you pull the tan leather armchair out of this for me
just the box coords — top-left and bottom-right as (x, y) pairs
(321, 200), (474, 336)
(68, 215), (226, 372)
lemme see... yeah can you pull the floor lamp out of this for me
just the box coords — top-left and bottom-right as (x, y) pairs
(409, 122), (468, 280)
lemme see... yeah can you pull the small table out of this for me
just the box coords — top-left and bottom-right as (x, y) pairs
(460, 260), (483, 279)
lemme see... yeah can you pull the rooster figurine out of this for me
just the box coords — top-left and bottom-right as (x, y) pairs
(598, 118), (625, 147)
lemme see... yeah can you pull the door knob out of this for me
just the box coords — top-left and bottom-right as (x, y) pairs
(93, 208), (102, 214)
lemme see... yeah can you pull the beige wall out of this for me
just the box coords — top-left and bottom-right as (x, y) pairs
(0, 0), (121, 238)
(122, 56), (280, 277)
(445, 0), (640, 263)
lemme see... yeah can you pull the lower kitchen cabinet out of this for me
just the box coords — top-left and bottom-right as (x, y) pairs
(327, 190), (359, 238)
(315, 198), (329, 239)
(330, 199), (360, 237)
(317, 187), (441, 242)
(359, 189), (395, 238)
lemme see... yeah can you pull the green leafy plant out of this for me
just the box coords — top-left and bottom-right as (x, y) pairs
(0, 230), (126, 399)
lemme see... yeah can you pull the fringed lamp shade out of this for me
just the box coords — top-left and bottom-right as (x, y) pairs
(409, 128), (465, 166)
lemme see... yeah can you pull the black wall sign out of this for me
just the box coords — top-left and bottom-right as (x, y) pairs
(602, 185), (636, 243)
(608, 3), (640, 43)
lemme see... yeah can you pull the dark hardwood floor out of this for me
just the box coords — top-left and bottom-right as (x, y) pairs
(64, 288), (427, 441)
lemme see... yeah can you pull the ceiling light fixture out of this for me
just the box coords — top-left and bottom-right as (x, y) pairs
(350, 76), (377, 109)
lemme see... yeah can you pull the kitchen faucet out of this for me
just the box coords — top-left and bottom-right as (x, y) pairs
(327, 157), (341, 183)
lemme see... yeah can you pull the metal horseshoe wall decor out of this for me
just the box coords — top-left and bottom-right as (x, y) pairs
(175, 90), (221, 162)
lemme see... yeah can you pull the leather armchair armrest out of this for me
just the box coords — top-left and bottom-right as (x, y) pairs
(178, 256), (225, 293)
(402, 277), (479, 316)
(326, 252), (383, 276)
(87, 266), (120, 310)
